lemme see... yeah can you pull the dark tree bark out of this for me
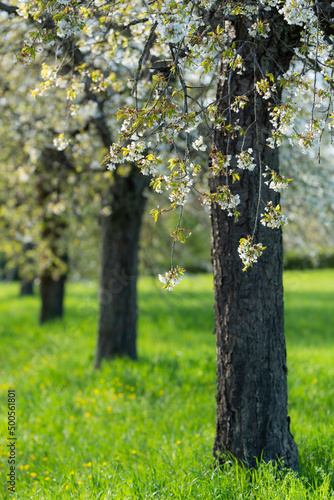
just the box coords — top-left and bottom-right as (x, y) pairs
(39, 260), (67, 324)
(210, 11), (301, 469)
(40, 274), (66, 322)
(20, 242), (35, 296)
(37, 148), (71, 324)
(95, 166), (149, 367)
(20, 280), (34, 296)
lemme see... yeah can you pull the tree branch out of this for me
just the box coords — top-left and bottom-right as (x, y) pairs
(317, 1), (334, 38)
(0, 2), (18, 14)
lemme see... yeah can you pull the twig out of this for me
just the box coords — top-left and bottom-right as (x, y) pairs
(133, 21), (157, 111)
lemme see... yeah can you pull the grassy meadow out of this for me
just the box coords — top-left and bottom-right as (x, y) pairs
(0, 270), (334, 499)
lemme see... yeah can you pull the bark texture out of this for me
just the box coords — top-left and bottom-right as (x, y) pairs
(211, 11), (301, 469)
(95, 166), (149, 367)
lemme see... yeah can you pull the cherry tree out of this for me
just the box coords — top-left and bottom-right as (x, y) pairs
(0, 20), (102, 322)
(280, 106), (334, 261)
(0, 70), (99, 322)
(0, 3), (154, 362)
(3, 0), (334, 469)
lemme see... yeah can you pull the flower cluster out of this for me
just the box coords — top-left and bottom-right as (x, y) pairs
(67, 78), (85, 101)
(107, 142), (146, 172)
(210, 152), (231, 175)
(248, 20), (270, 38)
(107, 145), (123, 172)
(53, 133), (71, 151)
(263, 167), (292, 192)
(158, 266), (185, 291)
(238, 236), (266, 272)
(279, 0), (316, 26)
(216, 186), (240, 218)
(255, 77), (276, 100)
(261, 202), (288, 228)
(51, 201), (66, 215)
(236, 149), (256, 171)
(152, 0), (195, 44)
(290, 119), (325, 154)
(192, 136), (207, 151)
(57, 15), (84, 39)
(185, 114), (202, 133)
(166, 175), (194, 206)
(231, 95), (249, 113)
(124, 141), (146, 162)
(267, 102), (296, 148)
(138, 154), (163, 176)
(199, 186), (240, 218)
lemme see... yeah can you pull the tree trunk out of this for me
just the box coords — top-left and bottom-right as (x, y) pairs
(37, 148), (71, 324)
(20, 242), (35, 296)
(39, 245), (68, 324)
(40, 275), (65, 322)
(211, 12), (300, 469)
(20, 280), (34, 296)
(95, 166), (149, 367)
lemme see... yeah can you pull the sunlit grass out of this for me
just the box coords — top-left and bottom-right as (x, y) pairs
(0, 270), (333, 498)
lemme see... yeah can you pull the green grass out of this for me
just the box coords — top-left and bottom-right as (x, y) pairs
(0, 270), (334, 499)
